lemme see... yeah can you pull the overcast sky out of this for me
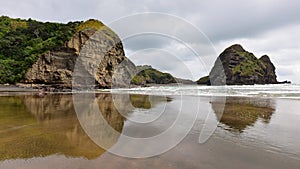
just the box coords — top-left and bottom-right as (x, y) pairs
(1, 0), (300, 83)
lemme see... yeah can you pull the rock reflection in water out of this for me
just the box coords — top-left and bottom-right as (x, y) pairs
(211, 97), (275, 132)
(0, 93), (126, 160)
(0, 93), (168, 161)
(130, 94), (152, 109)
(129, 94), (172, 109)
(74, 93), (171, 150)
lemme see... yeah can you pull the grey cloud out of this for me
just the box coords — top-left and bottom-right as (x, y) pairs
(128, 49), (196, 79)
(277, 67), (294, 77)
(189, 0), (300, 42)
(123, 33), (216, 62)
(123, 34), (170, 51)
(2, 0), (300, 39)
(1, 0), (300, 82)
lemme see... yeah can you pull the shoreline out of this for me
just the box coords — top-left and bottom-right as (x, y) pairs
(0, 84), (38, 92)
(0, 82), (296, 90)
(1, 83), (300, 100)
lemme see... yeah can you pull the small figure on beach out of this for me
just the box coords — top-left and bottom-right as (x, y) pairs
(37, 88), (45, 97)
(37, 87), (52, 97)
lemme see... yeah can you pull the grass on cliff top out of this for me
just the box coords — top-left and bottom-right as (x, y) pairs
(76, 19), (104, 32)
(0, 16), (111, 84)
(232, 51), (265, 77)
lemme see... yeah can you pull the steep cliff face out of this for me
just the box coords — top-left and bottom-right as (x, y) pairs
(24, 21), (135, 88)
(259, 55), (277, 84)
(198, 44), (281, 85)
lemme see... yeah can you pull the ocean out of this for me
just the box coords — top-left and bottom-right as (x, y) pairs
(105, 83), (300, 99)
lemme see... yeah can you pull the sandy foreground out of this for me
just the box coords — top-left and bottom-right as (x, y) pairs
(1, 131), (299, 169)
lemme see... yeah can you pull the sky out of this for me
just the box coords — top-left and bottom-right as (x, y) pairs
(1, 0), (300, 83)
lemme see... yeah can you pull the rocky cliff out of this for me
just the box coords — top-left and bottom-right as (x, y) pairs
(197, 44), (288, 85)
(24, 20), (135, 89)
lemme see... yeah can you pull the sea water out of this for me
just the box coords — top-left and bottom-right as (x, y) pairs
(105, 84), (300, 99)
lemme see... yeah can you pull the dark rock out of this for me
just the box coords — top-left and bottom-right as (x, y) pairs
(277, 80), (291, 84)
(259, 55), (277, 84)
(198, 44), (290, 85)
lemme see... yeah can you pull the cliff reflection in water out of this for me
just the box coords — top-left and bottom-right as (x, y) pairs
(211, 97), (275, 132)
(0, 93), (165, 161)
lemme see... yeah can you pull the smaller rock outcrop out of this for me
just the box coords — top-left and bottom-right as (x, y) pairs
(196, 76), (210, 85)
(131, 65), (176, 85)
(198, 44), (290, 85)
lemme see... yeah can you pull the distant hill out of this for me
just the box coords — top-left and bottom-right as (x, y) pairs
(131, 65), (194, 85)
(131, 65), (176, 85)
(197, 44), (291, 85)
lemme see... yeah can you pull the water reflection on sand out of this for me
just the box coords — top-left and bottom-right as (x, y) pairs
(1, 93), (300, 169)
(0, 93), (172, 161)
(211, 97), (275, 132)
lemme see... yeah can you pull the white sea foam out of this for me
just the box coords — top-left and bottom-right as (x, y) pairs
(102, 84), (300, 99)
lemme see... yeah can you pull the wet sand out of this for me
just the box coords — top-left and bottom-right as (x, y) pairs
(1, 134), (299, 169)
(0, 85), (37, 92)
(0, 93), (300, 169)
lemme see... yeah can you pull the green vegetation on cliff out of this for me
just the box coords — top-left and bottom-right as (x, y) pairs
(232, 51), (265, 77)
(0, 16), (81, 83)
(76, 19), (104, 32)
(0, 16), (107, 84)
(196, 75), (210, 85)
(131, 65), (176, 85)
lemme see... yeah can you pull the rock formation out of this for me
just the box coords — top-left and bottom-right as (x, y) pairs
(23, 20), (135, 89)
(130, 65), (195, 86)
(259, 55), (277, 84)
(131, 65), (176, 85)
(197, 44), (290, 85)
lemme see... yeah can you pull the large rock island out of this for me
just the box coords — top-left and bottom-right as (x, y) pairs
(197, 44), (290, 85)
(0, 16), (136, 89)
